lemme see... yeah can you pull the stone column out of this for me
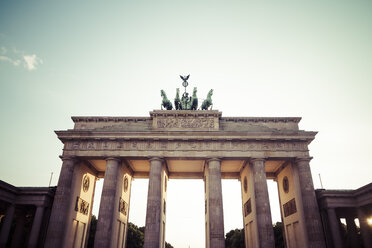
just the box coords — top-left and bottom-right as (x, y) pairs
(144, 157), (165, 248)
(11, 210), (25, 248)
(357, 208), (372, 248)
(28, 206), (45, 248)
(296, 158), (326, 248)
(251, 158), (275, 248)
(45, 156), (77, 248)
(94, 157), (121, 248)
(205, 158), (225, 248)
(0, 204), (15, 247)
(326, 208), (342, 248)
(345, 214), (358, 248)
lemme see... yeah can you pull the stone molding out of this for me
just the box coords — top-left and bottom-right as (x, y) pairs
(222, 117), (301, 123)
(105, 157), (121, 162)
(148, 157), (165, 163)
(59, 155), (77, 162)
(250, 157), (266, 163)
(206, 158), (222, 163)
(63, 140), (309, 153)
(295, 157), (313, 163)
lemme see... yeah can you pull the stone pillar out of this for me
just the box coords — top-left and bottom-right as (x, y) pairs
(11, 210), (25, 248)
(45, 156), (77, 248)
(326, 208), (342, 248)
(94, 157), (121, 248)
(28, 206), (45, 248)
(345, 214), (358, 248)
(251, 158), (275, 248)
(296, 158), (326, 248)
(144, 157), (167, 248)
(204, 158), (225, 248)
(0, 204), (15, 247)
(357, 208), (372, 248)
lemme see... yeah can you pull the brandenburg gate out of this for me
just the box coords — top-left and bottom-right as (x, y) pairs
(44, 78), (326, 248)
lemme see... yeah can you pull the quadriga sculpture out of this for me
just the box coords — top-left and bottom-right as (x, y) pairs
(201, 89), (213, 110)
(160, 90), (173, 110)
(191, 87), (198, 110)
(174, 88), (181, 110)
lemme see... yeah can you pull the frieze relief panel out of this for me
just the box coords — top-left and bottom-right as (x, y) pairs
(64, 140), (308, 152)
(156, 117), (215, 129)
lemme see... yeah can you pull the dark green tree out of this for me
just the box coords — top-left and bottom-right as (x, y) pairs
(273, 222), (285, 248)
(165, 242), (174, 248)
(225, 222), (285, 248)
(87, 215), (97, 248)
(225, 228), (245, 248)
(126, 222), (144, 248)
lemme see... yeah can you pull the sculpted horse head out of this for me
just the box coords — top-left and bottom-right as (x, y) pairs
(161, 90), (166, 98)
(191, 87), (198, 110)
(174, 88), (181, 110)
(160, 90), (173, 110)
(193, 87), (197, 96)
(207, 89), (213, 98)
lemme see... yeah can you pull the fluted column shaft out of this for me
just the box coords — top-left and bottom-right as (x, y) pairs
(144, 158), (165, 248)
(205, 158), (225, 248)
(94, 157), (121, 248)
(251, 158), (275, 248)
(28, 206), (45, 248)
(327, 208), (342, 248)
(296, 158), (326, 248)
(45, 157), (76, 248)
(0, 204), (15, 247)
(357, 208), (372, 248)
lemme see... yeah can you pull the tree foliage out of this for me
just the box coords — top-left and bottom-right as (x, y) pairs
(225, 228), (245, 248)
(87, 218), (173, 248)
(127, 222), (144, 248)
(225, 222), (285, 248)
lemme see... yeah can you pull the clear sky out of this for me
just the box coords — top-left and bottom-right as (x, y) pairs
(1, 1), (372, 247)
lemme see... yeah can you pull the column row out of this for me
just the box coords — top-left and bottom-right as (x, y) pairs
(0, 204), (46, 248)
(45, 156), (326, 248)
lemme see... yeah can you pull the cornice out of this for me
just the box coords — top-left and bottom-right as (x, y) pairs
(150, 110), (222, 118)
(71, 116), (150, 123)
(71, 115), (302, 123)
(221, 117), (301, 123)
(55, 130), (317, 142)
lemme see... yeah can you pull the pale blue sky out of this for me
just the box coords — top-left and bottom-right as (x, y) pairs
(1, 1), (372, 247)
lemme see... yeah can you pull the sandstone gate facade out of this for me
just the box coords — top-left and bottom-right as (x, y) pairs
(44, 110), (326, 248)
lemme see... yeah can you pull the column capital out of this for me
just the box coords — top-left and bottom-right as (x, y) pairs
(148, 157), (165, 163)
(250, 157), (266, 163)
(206, 157), (221, 163)
(59, 156), (77, 162)
(105, 157), (121, 162)
(295, 157), (313, 163)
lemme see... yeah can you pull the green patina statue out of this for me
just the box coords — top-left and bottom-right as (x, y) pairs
(160, 90), (173, 110)
(161, 75), (213, 110)
(174, 88), (181, 110)
(201, 89), (213, 110)
(191, 87), (198, 110)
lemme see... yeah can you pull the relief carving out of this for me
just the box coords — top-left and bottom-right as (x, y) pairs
(156, 117), (214, 129)
(75, 197), (89, 215)
(119, 197), (128, 216)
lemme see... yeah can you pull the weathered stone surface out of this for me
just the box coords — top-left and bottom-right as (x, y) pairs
(251, 158), (275, 248)
(144, 158), (166, 248)
(296, 158), (326, 248)
(44, 157), (76, 248)
(94, 158), (121, 248)
(205, 158), (225, 248)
